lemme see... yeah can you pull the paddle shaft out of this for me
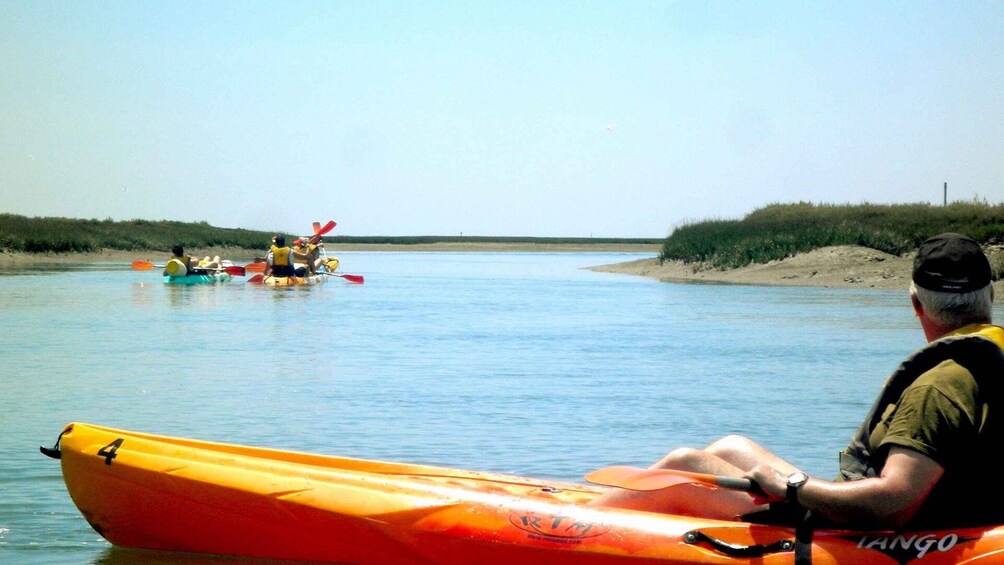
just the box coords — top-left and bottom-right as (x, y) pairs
(132, 260), (244, 276)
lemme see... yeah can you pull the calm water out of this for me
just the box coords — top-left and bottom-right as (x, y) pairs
(1, 252), (935, 564)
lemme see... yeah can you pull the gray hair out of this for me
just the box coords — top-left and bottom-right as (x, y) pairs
(910, 281), (993, 328)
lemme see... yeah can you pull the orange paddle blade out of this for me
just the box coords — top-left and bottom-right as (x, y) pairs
(309, 220), (336, 244)
(330, 273), (364, 284)
(585, 466), (753, 492)
(315, 220), (335, 235)
(131, 260), (157, 270)
(244, 262), (267, 272)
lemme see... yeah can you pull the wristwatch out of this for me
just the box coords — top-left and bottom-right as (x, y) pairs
(785, 472), (809, 503)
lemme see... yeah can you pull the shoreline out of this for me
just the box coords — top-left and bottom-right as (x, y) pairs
(10, 243), (999, 294)
(0, 243), (661, 268)
(588, 245), (918, 291)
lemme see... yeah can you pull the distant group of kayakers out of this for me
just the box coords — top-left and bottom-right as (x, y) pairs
(163, 234), (326, 279)
(143, 220), (364, 286)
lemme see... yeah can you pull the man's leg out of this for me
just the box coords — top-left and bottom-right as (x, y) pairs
(589, 436), (793, 518)
(657, 435), (801, 476)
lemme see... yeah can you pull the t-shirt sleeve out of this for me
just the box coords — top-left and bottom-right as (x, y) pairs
(877, 363), (978, 467)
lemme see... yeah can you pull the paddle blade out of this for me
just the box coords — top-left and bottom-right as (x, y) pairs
(131, 260), (157, 271)
(316, 220), (336, 235)
(244, 262), (266, 272)
(224, 266), (246, 277)
(309, 220), (336, 244)
(312, 221), (322, 234)
(248, 274), (264, 284)
(585, 466), (753, 492)
(328, 273), (364, 284)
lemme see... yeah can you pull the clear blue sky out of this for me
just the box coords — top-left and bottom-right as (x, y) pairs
(2, 1), (1002, 237)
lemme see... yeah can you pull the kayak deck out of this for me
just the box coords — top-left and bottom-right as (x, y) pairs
(47, 422), (1004, 564)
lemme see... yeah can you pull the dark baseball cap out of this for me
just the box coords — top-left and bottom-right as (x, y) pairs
(912, 233), (991, 293)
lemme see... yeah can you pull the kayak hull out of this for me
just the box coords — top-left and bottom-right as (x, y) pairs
(51, 422), (1004, 564)
(261, 273), (326, 286)
(164, 272), (232, 285)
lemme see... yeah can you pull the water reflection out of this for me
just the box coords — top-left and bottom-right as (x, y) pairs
(0, 261), (134, 276)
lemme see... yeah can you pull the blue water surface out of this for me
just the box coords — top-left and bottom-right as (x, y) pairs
(0, 252), (928, 564)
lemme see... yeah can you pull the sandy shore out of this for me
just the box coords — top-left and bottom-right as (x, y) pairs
(591, 243), (1004, 295)
(589, 245), (918, 291)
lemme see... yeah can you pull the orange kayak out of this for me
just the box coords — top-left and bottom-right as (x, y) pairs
(45, 422), (1004, 564)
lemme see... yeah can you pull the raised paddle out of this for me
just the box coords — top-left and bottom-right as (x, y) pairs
(309, 220), (336, 245)
(313, 220), (335, 235)
(585, 466), (756, 493)
(324, 272), (364, 284)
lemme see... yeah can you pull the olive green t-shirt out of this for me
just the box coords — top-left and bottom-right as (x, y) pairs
(869, 359), (1002, 528)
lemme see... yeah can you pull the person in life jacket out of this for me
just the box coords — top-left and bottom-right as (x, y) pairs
(292, 238), (325, 275)
(264, 234), (308, 278)
(164, 244), (221, 277)
(592, 233), (1004, 530)
(197, 255), (222, 269)
(163, 245), (199, 277)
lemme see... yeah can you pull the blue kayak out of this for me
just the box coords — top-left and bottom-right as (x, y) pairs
(164, 271), (233, 285)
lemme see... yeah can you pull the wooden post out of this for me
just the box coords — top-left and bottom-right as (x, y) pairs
(944, 182), (947, 206)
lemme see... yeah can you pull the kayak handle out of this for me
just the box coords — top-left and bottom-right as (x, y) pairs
(685, 530), (794, 558)
(39, 425), (72, 460)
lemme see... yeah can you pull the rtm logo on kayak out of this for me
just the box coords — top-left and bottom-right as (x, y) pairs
(852, 533), (973, 563)
(509, 512), (610, 543)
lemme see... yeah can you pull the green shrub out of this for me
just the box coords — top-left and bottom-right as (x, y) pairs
(660, 202), (1004, 269)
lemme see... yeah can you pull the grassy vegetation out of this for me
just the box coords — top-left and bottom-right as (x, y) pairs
(11, 203), (1004, 266)
(661, 202), (1004, 270)
(0, 214), (662, 254)
(0, 215), (275, 253)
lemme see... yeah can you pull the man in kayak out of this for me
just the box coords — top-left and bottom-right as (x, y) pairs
(197, 255), (223, 269)
(593, 233), (1004, 530)
(162, 245), (219, 276)
(292, 238), (324, 276)
(264, 235), (310, 278)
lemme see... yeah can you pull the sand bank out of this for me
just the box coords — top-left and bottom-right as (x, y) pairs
(588, 245), (918, 291)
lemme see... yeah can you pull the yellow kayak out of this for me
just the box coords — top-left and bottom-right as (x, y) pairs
(44, 422), (1004, 564)
(260, 273), (326, 286)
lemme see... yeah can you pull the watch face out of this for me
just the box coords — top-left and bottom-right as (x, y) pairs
(787, 472), (809, 487)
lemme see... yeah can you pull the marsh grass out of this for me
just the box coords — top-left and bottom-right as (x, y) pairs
(661, 202), (1004, 270)
(0, 214), (661, 254)
(0, 215), (272, 253)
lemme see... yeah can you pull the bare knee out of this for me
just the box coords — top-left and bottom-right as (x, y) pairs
(706, 435), (758, 457)
(653, 447), (712, 471)
(705, 435), (785, 472)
